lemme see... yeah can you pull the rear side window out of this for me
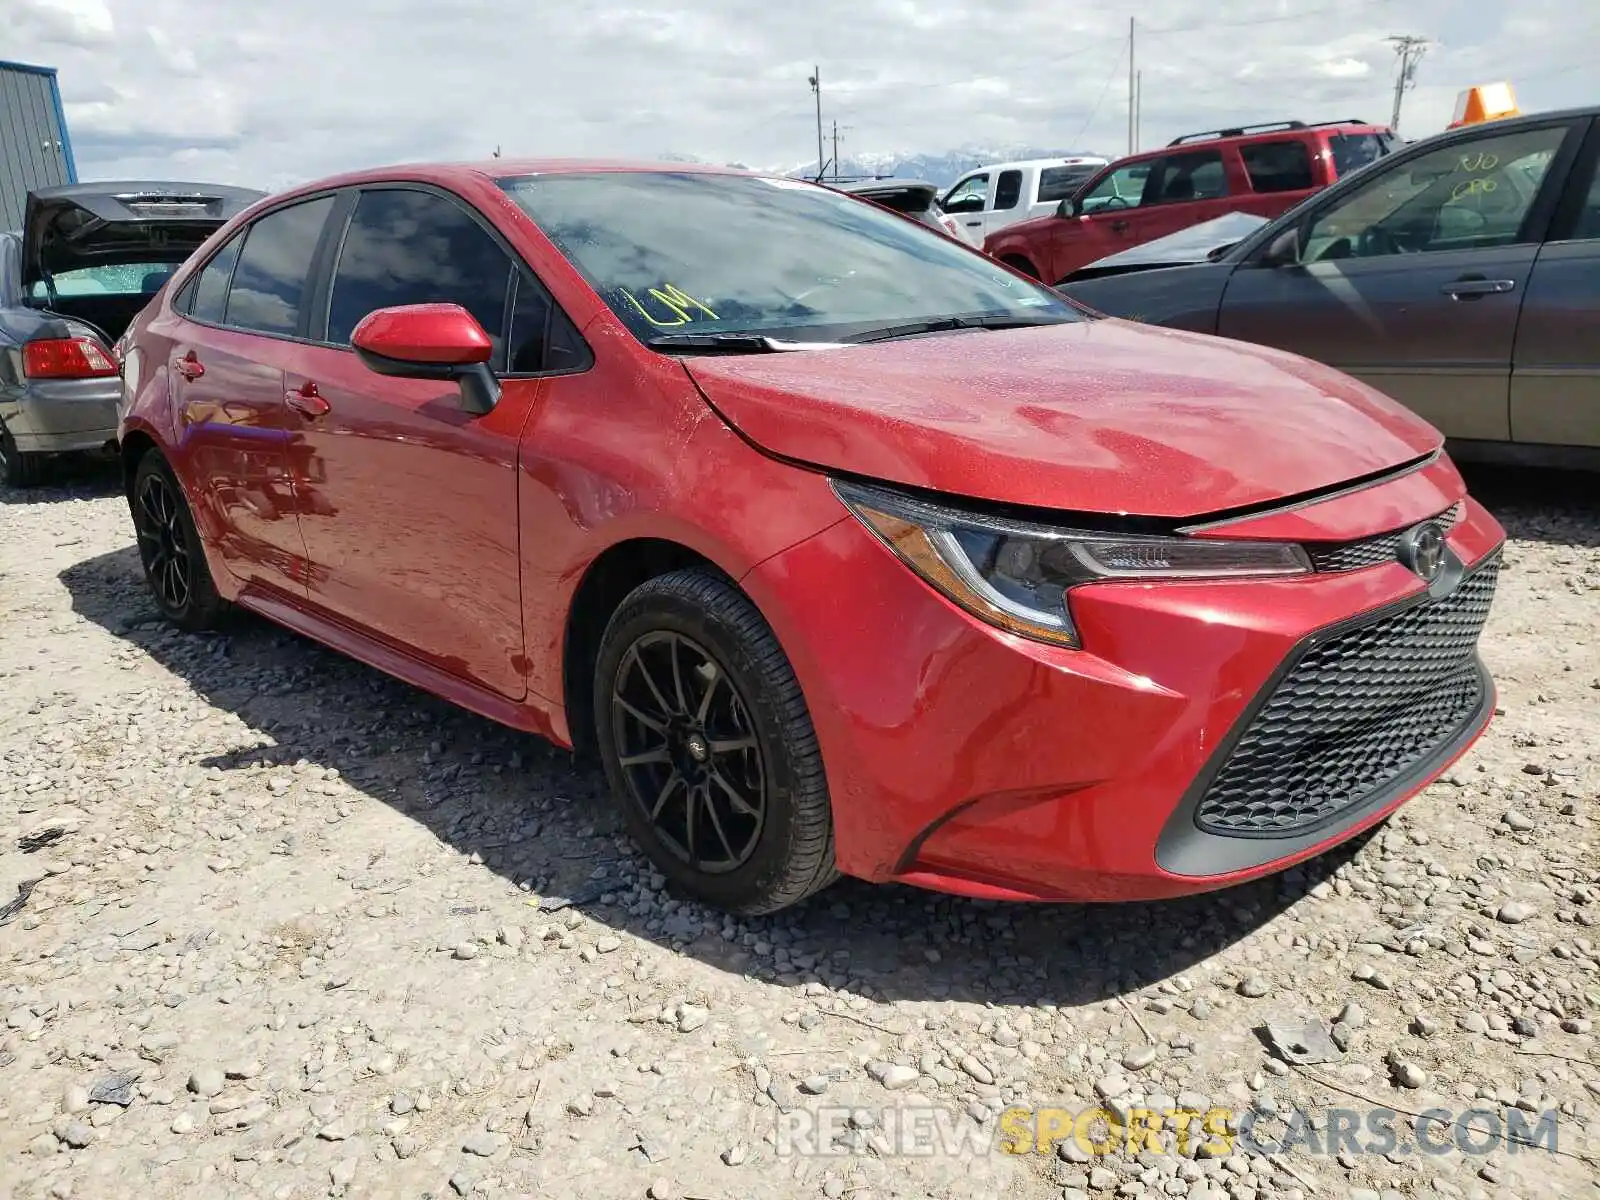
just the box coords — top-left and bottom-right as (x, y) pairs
(1567, 159), (1600, 241)
(1038, 165), (1098, 202)
(185, 235), (243, 324)
(1239, 140), (1314, 193)
(225, 197), (335, 336)
(1145, 151), (1228, 205)
(326, 188), (512, 359)
(993, 170), (1023, 210)
(1328, 133), (1395, 177)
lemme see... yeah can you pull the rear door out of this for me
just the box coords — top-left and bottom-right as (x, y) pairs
(282, 184), (573, 701)
(166, 194), (337, 594)
(1236, 137), (1320, 217)
(983, 168), (1025, 237)
(1511, 118), (1600, 447)
(1214, 117), (1584, 441)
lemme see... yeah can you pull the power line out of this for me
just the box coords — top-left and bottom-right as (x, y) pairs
(1144, 0), (1398, 36)
(1074, 40), (1128, 144)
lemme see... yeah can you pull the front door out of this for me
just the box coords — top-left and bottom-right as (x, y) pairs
(1511, 119), (1600, 448)
(1215, 119), (1582, 441)
(283, 185), (548, 701)
(941, 173), (990, 243)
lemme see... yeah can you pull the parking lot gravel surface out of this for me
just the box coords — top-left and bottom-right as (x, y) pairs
(0, 463), (1596, 1200)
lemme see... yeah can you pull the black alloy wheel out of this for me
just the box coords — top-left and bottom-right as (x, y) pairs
(130, 452), (227, 630)
(611, 630), (766, 874)
(594, 568), (837, 914)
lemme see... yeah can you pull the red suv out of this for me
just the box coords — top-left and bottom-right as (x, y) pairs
(986, 119), (1396, 283)
(120, 161), (1500, 914)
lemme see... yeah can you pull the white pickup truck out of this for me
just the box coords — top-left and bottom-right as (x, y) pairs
(939, 156), (1110, 242)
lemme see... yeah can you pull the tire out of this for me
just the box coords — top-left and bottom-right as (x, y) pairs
(594, 568), (838, 915)
(130, 450), (228, 631)
(0, 420), (46, 488)
(1002, 256), (1039, 280)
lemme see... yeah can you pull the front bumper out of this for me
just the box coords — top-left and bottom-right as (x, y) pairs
(2, 379), (121, 453)
(740, 458), (1505, 902)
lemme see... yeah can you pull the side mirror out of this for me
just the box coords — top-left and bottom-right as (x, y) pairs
(1055, 199), (1073, 218)
(1257, 226), (1302, 269)
(351, 303), (501, 416)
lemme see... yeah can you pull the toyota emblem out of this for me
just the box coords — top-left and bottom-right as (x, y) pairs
(1397, 520), (1447, 582)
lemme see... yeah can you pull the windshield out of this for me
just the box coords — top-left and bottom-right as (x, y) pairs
(500, 171), (1077, 344)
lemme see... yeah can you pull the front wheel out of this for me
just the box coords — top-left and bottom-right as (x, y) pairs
(130, 451), (228, 631)
(594, 569), (837, 915)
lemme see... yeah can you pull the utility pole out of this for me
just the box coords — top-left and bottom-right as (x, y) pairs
(831, 121), (840, 182)
(1386, 36), (1429, 133)
(1127, 18), (1136, 157)
(1134, 71), (1142, 154)
(808, 67), (824, 178)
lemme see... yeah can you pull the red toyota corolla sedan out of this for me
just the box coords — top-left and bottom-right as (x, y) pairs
(117, 161), (1504, 914)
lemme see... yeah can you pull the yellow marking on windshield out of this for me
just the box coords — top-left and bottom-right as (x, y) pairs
(620, 285), (720, 327)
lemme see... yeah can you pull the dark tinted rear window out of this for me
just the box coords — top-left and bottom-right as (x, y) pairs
(225, 197), (334, 336)
(1328, 133), (1395, 178)
(852, 188), (934, 215)
(188, 234), (243, 324)
(994, 170), (1023, 210)
(1239, 140), (1314, 192)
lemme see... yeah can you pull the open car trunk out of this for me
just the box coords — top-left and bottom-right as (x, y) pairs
(21, 181), (265, 343)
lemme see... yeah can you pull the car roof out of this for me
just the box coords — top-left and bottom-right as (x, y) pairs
(965, 156), (1109, 174)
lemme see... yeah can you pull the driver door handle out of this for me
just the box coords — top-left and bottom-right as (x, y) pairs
(1109, 220), (1130, 233)
(1443, 277), (1515, 299)
(284, 382), (331, 418)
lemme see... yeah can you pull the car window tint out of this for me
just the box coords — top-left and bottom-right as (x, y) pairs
(507, 271), (588, 374)
(187, 234), (243, 324)
(1303, 125), (1570, 263)
(326, 189), (512, 362)
(1038, 165), (1099, 203)
(1145, 151), (1228, 206)
(1568, 159), (1600, 241)
(993, 170), (1023, 210)
(1240, 140), (1314, 193)
(1328, 133), (1393, 177)
(942, 174), (989, 213)
(1080, 164), (1150, 213)
(225, 197), (334, 336)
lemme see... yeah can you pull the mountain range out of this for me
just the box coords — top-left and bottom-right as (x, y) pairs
(661, 146), (1108, 189)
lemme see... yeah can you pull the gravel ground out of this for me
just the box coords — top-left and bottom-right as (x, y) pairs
(0, 460), (1596, 1200)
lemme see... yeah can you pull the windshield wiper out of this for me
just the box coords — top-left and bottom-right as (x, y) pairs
(644, 332), (848, 354)
(841, 314), (1072, 344)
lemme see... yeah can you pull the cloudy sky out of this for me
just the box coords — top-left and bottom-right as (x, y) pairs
(11, 0), (1596, 191)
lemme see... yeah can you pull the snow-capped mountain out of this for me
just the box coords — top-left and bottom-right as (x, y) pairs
(658, 146), (1106, 189)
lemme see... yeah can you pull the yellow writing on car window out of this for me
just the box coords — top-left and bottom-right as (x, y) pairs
(1458, 151), (1500, 173)
(620, 284), (720, 327)
(1451, 177), (1498, 200)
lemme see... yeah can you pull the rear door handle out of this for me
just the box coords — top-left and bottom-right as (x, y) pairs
(284, 383), (331, 418)
(1442, 277), (1515, 299)
(174, 351), (204, 381)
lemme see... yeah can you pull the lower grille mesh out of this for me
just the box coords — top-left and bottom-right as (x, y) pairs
(1194, 556), (1499, 837)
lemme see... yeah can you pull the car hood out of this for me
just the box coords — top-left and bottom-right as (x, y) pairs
(1065, 212), (1270, 281)
(22, 181), (265, 285)
(682, 319), (1442, 520)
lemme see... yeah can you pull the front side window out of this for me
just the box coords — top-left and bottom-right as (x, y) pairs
(1079, 164), (1150, 213)
(1038, 165), (1099, 203)
(993, 170), (1023, 211)
(1301, 124), (1570, 262)
(1145, 151), (1229, 206)
(225, 196), (335, 336)
(1240, 140), (1314, 193)
(942, 174), (989, 214)
(502, 172), (1076, 344)
(325, 188), (513, 356)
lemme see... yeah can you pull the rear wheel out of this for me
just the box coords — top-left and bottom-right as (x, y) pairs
(594, 568), (837, 914)
(0, 421), (45, 489)
(130, 451), (228, 631)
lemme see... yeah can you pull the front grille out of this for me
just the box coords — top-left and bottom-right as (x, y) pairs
(1194, 555), (1499, 837)
(1308, 502), (1464, 573)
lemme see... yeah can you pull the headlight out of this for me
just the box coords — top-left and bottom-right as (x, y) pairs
(832, 480), (1311, 649)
